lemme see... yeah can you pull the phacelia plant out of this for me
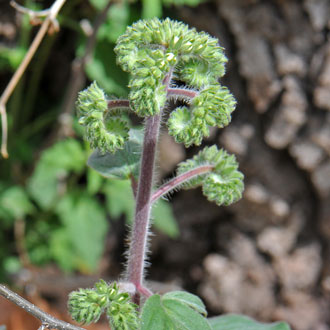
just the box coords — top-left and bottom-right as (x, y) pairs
(68, 18), (290, 330)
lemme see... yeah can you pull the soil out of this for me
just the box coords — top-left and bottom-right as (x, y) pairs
(1, 1), (330, 330)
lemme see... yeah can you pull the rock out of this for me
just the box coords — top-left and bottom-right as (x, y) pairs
(274, 291), (327, 330)
(312, 161), (330, 197)
(265, 76), (307, 149)
(220, 124), (255, 156)
(274, 244), (322, 290)
(303, 0), (330, 31)
(158, 131), (185, 176)
(257, 226), (296, 257)
(218, 0), (282, 113)
(314, 44), (330, 111)
(275, 44), (306, 77)
(200, 252), (275, 319)
(290, 140), (325, 171)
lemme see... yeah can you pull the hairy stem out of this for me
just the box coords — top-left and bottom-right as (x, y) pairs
(167, 87), (199, 100)
(0, 285), (85, 330)
(126, 114), (161, 293)
(151, 165), (214, 203)
(126, 71), (173, 300)
(107, 99), (130, 110)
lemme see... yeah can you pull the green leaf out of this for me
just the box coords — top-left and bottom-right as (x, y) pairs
(141, 292), (211, 330)
(103, 180), (179, 236)
(163, 291), (207, 316)
(0, 46), (26, 70)
(0, 186), (35, 219)
(162, 299), (211, 330)
(28, 139), (85, 209)
(55, 192), (108, 272)
(87, 128), (143, 180)
(152, 200), (179, 238)
(162, 0), (205, 7)
(85, 40), (127, 97)
(89, 0), (108, 10)
(49, 228), (78, 272)
(141, 295), (176, 330)
(103, 179), (135, 223)
(142, 0), (162, 18)
(208, 314), (291, 330)
(3, 256), (21, 274)
(98, 2), (130, 43)
(87, 167), (104, 195)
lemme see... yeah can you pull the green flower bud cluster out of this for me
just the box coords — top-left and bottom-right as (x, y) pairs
(168, 84), (236, 146)
(68, 280), (139, 329)
(76, 82), (129, 154)
(115, 18), (235, 146)
(177, 146), (244, 206)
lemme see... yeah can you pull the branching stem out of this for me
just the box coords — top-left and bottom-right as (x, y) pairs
(126, 114), (161, 296)
(126, 71), (173, 302)
(107, 99), (130, 110)
(167, 87), (199, 100)
(151, 165), (214, 203)
(0, 285), (85, 330)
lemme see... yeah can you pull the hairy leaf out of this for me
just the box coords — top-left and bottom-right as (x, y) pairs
(163, 291), (207, 316)
(87, 128), (143, 180)
(208, 314), (291, 330)
(141, 292), (211, 330)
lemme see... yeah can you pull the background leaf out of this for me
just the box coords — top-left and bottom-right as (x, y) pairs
(104, 179), (135, 222)
(152, 200), (179, 238)
(85, 40), (127, 96)
(142, 0), (162, 18)
(27, 139), (85, 209)
(98, 2), (130, 43)
(208, 314), (291, 330)
(103, 180), (179, 236)
(0, 186), (35, 219)
(55, 192), (108, 272)
(87, 167), (104, 195)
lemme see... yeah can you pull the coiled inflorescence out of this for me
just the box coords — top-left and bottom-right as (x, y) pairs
(76, 82), (129, 154)
(177, 146), (244, 206)
(68, 280), (139, 329)
(115, 18), (236, 146)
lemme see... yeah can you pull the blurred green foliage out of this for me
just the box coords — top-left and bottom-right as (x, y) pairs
(0, 0), (205, 279)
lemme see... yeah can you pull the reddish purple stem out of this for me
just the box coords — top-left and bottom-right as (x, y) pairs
(107, 99), (130, 109)
(125, 70), (173, 303)
(167, 87), (199, 100)
(151, 165), (214, 203)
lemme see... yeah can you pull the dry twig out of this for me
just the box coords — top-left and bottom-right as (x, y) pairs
(58, 0), (115, 138)
(0, 285), (85, 330)
(0, 0), (67, 158)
